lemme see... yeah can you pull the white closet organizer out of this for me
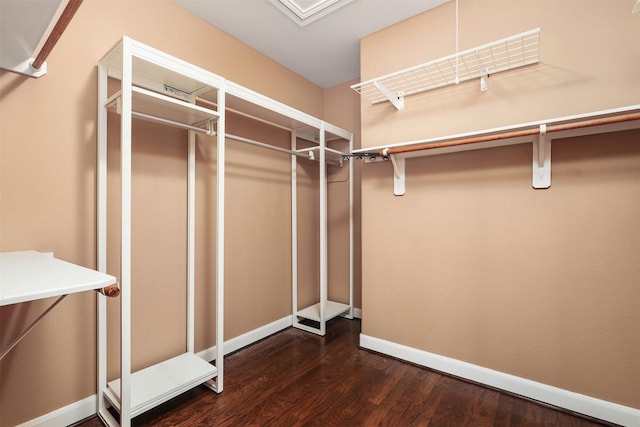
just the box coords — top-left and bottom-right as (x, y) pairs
(97, 36), (354, 425)
(350, 105), (640, 195)
(219, 82), (355, 336)
(97, 37), (225, 427)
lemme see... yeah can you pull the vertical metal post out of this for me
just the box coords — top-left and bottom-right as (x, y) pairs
(96, 56), (108, 421)
(291, 131), (298, 325)
(319, 123), (327, 336)
(215, 83), (225, 392)
(187, 130), (195, 353)
(348, 133), (354, 318)
(120, 37), (133, 427)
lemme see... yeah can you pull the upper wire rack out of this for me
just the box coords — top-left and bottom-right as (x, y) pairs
(352, 28), (541, 105)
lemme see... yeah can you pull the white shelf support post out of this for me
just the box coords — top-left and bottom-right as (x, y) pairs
(119, 36), (133, 427)
(373, 81), (404, 110)
(214, 83), (225, 393)
(533, 124), (551, 189)
(385, 150), (405, 196)
(348, 133), (355, 319)
(187, 129), (195, 354)
(319, 123), (327, 336)
(291, 130), (299, 328)
(97, 51), (113, 427)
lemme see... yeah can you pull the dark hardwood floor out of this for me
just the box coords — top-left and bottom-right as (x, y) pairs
(76, 318), (615, 426)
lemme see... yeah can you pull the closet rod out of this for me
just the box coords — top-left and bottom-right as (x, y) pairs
(32, 0), (84, 70)
(131, 111), (212, 134)
(226, 133), (310, 158)
(197, 97), (292, 132)
(379, 111), (640, 156)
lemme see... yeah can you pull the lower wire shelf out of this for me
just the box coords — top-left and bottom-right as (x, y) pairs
(296, 300), (351, 322)
(103, 352), (217, 418)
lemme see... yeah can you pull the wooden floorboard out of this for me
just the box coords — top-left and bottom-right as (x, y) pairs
(76, 318), (617, 427)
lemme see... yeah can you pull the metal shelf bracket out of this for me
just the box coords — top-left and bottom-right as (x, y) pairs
(532, 124), (551, 189)
(385, 149), (405, 196)
(374, 81), (404, 110)
(480, 68), (489, 92)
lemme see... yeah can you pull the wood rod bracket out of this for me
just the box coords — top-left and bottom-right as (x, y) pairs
(385, 149), (406, 196)
(532, 124), (551, 189)
(373, 81), (404, 110)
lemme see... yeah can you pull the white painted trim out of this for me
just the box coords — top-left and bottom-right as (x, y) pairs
(360, 333), (640, 427)
(16, 395), (96, 427)
(198, 315), (293, 361)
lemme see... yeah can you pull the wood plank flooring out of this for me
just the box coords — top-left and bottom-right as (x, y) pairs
(76, 318), (616, 426)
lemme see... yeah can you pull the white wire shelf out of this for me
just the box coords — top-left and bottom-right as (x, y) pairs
(352, 28), (541, 109)
(297, 301), (351, 322)
(105, 86), (219, 135)
(104, 352), (217, 418)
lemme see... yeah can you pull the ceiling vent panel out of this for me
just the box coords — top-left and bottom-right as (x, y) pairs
(268, 0), (353, 26)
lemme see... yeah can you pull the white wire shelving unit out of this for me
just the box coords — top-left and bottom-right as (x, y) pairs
(219, 81), (355, 337)
(352, 28), (541, 110)
(97, 37), (225, 427)
(97, 36), (354, 426)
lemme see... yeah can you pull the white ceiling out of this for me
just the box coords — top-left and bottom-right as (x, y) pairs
(172, 0), (448, 88)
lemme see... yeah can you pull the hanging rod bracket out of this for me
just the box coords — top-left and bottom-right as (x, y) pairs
(385, 149), (405, 196)
(0, 52), (48, 78)
(533, 124), (551, 189)
(480, 68), (489, 92)
(373, 81), (404, 110)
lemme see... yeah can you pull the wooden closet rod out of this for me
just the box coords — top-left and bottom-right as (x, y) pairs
(380, 111), (640, 156)
(32, 0), (84, 70)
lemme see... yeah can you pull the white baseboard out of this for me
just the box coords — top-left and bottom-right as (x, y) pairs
(17, 395), (96, 427)
(360, 333), (640, 427)
(198, 315), (293, 361)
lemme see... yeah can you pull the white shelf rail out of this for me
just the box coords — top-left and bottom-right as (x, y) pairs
(351, 28), (541, 109)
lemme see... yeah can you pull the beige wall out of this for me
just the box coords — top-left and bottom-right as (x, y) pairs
(0, 0), (358, 425)
(360, 0), (639, 410)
